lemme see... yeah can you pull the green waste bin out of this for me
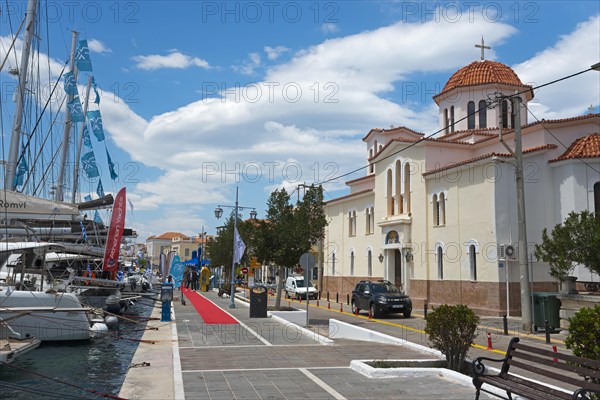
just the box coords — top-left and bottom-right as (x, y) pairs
(532, 292), (561, 332)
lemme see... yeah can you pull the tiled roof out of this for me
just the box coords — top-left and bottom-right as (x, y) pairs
(362, 126), (425, 141)
(155, 231), (190, 240)
(325, 189), (372, 205)
(522, 113), (600, 130)
(422, 144), (558, 176)
(550, 133), (600, 162)
(434, 60), (531, 99)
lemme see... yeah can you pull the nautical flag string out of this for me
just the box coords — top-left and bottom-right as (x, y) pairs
(64, 71), (77, 95)
(13, 156), (28, 187)
(81, 151), (100, 178)
(92, 76), (100, 104)
(106, 149), (118, 180)
(96, 179), (105, 197)
(86, 110), (105, 141)
(84, 194), (92, 202)
(82, 125), (92, 147)
(68, 95), (85, 122)
(94, 210), (103, 224)
(75, 39), (93, 71)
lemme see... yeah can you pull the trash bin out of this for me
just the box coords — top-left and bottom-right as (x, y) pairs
(249, 285), (268, 318)
(532, 292), (561, 332)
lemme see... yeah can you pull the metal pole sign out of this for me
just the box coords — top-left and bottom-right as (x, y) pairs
(299, 252), (315, 327)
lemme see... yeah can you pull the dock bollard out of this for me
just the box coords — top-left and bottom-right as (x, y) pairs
(316, 300), (320, 307)
(424, 303), (428, 318)
(552, 345), (558, 362)
(328, 302), (331, 309)
(544, 320), (551, 344)
(354, 306), (358, 316)
(368, 308), (372, 319)
(340, 303), (343, 312)
(487, 332), (493, 350)
(503, 314), (509, 335)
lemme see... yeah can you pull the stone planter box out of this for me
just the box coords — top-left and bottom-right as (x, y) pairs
(556, 294), (600, 329)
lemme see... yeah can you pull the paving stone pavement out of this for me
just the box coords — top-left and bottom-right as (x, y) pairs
(169, 289), (494, 400)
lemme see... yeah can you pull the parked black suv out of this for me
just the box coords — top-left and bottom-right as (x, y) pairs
(351, 280), (412, 318)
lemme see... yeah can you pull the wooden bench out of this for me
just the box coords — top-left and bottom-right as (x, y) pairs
(472, 337), (600, 400)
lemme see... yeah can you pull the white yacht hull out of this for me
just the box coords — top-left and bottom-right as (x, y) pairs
(0, 290), (94, 341)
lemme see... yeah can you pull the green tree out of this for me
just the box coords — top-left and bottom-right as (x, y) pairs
(534, 210), (600, 280)
(424, 304), (480, 372)
(254, 185), (327, 310)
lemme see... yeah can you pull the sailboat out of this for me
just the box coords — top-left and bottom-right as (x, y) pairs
(1, 0), (135, 339)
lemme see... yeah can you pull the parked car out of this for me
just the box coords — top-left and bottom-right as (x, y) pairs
(285, 276), (318, 300)
(351, 280), (412, 318)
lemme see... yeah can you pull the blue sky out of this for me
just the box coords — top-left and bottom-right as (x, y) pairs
(1, 1), (599, 242)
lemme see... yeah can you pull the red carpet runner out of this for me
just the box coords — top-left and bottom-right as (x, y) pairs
(182, 288), (238, 324)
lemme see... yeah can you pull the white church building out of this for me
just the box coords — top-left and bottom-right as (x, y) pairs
(323, 57), (600, 316)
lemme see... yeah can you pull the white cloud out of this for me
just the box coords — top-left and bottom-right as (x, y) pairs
(513, 14), (600, 119)
(233, 52), (262, 75)
(264, 45), (290, 60)
(321, 23), (340, 34)
(132, 51), (210, 70)
(88, 39), (112, 54)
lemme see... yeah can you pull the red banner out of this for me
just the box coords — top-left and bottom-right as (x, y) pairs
(102, 187), (126, 272)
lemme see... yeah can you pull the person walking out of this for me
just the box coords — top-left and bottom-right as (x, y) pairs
(192, 268), (199, 291)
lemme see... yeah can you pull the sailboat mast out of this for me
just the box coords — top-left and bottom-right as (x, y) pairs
(4, 0), (38, 191)
(71, 76), (93, 203)
(55, 30), (79, 201)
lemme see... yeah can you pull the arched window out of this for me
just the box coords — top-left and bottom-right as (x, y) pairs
(433, 194), (439, 226)
(350, 251), (355, 276)
(501, 99), (509, 128)
(348, 211), (356, 236)
(387, 169), (394, 216)
(367, 250), (372, 276)
(374, 140), (378, 153)
(444, 108), (449, 134)
(437, 246), (444, 280)
(595, 182), (600, 213)
(395, 160), (402, 214)
(467, 101), (476, 129)
(450, 106), (455, 132)
(478, 100), (487, 129)
(469, 245), (477, 281)
(439, 192), (446, 225)
(404, 163), (411, 213)
(365, 208), (371, 235)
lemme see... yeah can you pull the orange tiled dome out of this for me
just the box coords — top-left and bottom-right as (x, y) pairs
(436, 60), (531, 97)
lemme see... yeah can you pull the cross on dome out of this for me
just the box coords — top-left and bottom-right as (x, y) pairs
(475, 37), (491, 60)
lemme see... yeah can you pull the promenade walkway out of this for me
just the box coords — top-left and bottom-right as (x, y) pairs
(121, 288), (566, 399)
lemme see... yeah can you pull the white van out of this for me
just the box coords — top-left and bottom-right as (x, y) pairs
(285, 276), (318, 300)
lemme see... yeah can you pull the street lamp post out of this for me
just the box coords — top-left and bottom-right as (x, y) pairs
(215, 186), (256, 308)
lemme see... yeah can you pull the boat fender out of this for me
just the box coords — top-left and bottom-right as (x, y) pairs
(104, 316), (119, 327)
(90, 323), (108, 338)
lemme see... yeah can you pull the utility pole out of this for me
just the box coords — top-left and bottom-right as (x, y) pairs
(513, 95), (533, 332)
(497, 94), (532, 332)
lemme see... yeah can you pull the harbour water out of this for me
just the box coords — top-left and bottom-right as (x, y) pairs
(0, 296), (156, 399)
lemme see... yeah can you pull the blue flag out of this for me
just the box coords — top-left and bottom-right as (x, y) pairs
(75, 39), (93, 71)
(82, 125), (92, 147)
(106, 149), (118, 180)
(96, 180), (105, 197)
(84, 194), (92, 202)
(68, 95), (85, 122)
(86, 110), (105, 141)
(64, 71), (77, 95)
(81, 151), (100, 178)
(94, 210), (103, 224)
(92, 76), (100, 104)
(80, 220), (88, 241)
(13, 157), (28, 187)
